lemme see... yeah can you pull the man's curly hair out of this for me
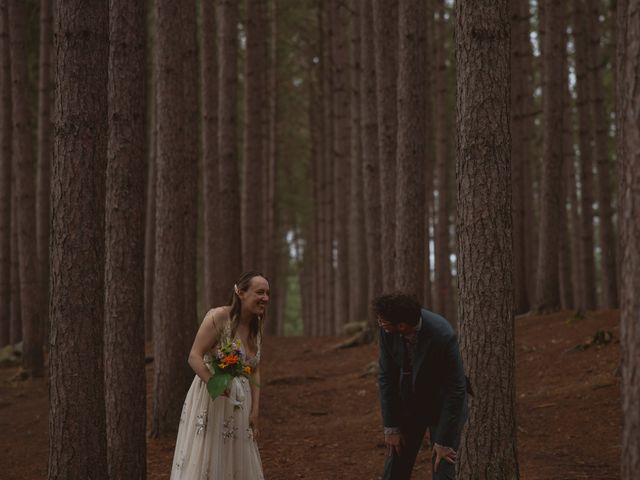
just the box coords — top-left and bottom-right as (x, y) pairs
(372, 292), (421, 326)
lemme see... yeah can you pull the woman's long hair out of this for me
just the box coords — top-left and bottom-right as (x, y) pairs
(228, 271), (267, 353)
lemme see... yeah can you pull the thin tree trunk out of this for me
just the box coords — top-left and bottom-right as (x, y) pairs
(510, 0), (534, 314)
(10, 180), (19, 344)
(534, 0), (564, 312)
(423, 2), (435, 309)
(617, 0), (640, 476)
(395, 0), (425, 300)
(48, 0), (109, 476)
(201, 0), (223, 308)
(217, 0), (242, 298)
(372, 0), (397, 294)
(360, 3), (381, 327)
(36, 0), (53, 335)
(0, 0), (11, 347)
(242, 0), (266, 272)
(182, 0), (198, 331)
(332, 0), (350, 332)
(348, 0), (368, 326)
(144, 92), (156, 342)
(587, 0), (618, 308)
(105, 0), (146, 476)
(433, 0), (450, 318)
(455, 1), (520, 476)
(573, 0), (598, 310)
(9, 0), (43, 374)
(152, 0), (191, 436)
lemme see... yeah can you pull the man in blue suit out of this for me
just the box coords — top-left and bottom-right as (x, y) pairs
(375, 292), (469, 480)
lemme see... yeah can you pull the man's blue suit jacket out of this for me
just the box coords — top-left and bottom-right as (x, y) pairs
(378, 308), (468, 447)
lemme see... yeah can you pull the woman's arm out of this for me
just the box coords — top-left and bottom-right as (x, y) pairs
(249, 366), (261, 437)
(187, 307), (225, 383)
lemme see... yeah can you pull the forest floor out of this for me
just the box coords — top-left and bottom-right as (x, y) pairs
(1, 310), (621, 479)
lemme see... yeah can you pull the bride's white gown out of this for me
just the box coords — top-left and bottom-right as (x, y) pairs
(170, 321), (264, 479)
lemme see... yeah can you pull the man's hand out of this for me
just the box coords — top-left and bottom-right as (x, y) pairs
(433, 444), (457, 471)
(384, 433), (403, 457)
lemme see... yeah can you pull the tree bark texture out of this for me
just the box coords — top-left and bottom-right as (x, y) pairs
(144, 81), (156, 342)
(201, 0), (224, 308)
(9, 0), (43, 374)
(217, 0), (242, 300)
(573, 0), (598, 310)
(455, 0), (520, 477)
(347, 0), (368, 326)
(372, 0), (397, 294)
(433, 0), (451, 318)
(395, 0), (425, 300)
(534, 0), (564, 312)
(104, 0), (147, 477)
(332, 0), (350, 332)
(182, 0), (199, 333)
(152, 0), (191, 436)
(48, 0), (109, 477)
(9, 179), (20, 344)
(587, 0), (618, 308)
(360, 3), (381, 326)
(617, 0), (640, 476)
(0, 0), (11, 346)
(243, 0), (267, 272)
(37, 0), (53, 331)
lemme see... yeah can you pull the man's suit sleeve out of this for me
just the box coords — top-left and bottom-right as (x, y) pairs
(433, 334), (466, 446)
(378, 331), (401, 429)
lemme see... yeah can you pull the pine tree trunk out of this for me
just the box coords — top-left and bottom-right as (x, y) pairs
(9, 0), (43, 374)
(587, 0), (618, 308)
(573, 0), (598, 310)
(510, 0), (534, 314)
(36, 0), (53, 333)
(372, 0), (397, 294)
(217, 0), (242, 299)
(455, 1), (520, 476)
(243, 0), (266, 272)
(10, 181), (20, 344)
(0, 0), (11, 347)
(433, 0), (450, 318)
(332, 0), (350, 333)
(152, 0), (191, 436)
(49, 0), (109, 477)
(104, 0), (146, 476)
(144, 93), (156, 342)
(182, 0), (198, 330)
(320, 0), (335, 335)
(360, 3), (381, 326)
(201, 0), (223, 309)
(347, 0), (368, 326)
(423, 3), (435, 309)
(617, 0), (640, 475)
(534, 0), (564, 312)
(395, 0), (425, 300)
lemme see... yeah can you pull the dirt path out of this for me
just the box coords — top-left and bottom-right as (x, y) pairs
(1, 310), (621, 479)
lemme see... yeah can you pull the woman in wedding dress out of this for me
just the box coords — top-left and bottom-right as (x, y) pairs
(171, 271), (269, 479)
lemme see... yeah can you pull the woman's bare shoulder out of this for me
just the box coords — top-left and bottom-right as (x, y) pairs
(204, 306), (231, 329)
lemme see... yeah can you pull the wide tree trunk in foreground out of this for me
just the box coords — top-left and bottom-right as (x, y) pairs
(617, 0), (640, 476)
(456, 0), (520, 477)
(152, 0), (191, 436)
(395, 0), (425, 300)
(9, 0), (43, 374)
(104, 0), (147, 477)
(48, 0), (109, 477)
(534, 0), (564, 312)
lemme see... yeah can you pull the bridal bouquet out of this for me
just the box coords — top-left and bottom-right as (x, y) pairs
(206, 339), (254, 402)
